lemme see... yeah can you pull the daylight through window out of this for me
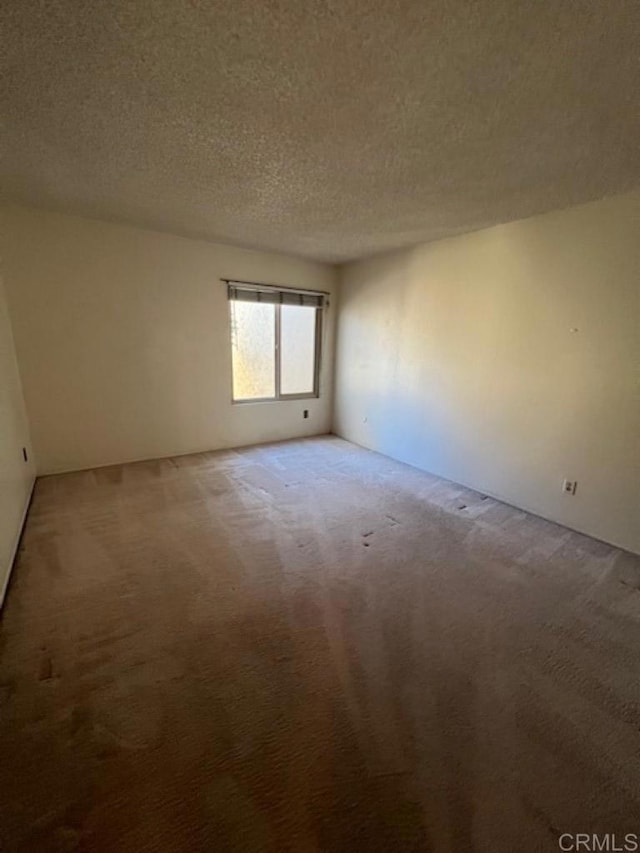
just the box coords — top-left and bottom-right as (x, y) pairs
(228, 282), (324, 402)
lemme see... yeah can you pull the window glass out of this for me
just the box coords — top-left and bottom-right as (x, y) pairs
(230, 301), (276, 400)
(280, 304), (317, 395)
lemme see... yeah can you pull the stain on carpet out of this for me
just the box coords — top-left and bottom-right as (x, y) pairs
(1, 437), (639, 851)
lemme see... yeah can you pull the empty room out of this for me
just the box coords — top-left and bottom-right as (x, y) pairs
(1, 1), (639, 850)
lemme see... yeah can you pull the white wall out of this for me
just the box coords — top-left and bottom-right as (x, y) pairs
(0, 206), (337, 475)
(334, 191), (640, 554)
(0, 273), (35, 604)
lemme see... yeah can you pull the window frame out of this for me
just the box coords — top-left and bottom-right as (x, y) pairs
(229, 297), (323, 405)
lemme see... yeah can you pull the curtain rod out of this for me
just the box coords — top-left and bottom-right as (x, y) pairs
(221, 278), (330, 296)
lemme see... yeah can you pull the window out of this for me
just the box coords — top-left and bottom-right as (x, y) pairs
(228, 281), (324, 402)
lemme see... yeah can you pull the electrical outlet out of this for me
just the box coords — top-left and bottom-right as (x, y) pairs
(303, 409), (309, 419)
(562, 479), (577, 495)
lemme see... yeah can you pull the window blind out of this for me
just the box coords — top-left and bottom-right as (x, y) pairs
(226, 280), (326, 308)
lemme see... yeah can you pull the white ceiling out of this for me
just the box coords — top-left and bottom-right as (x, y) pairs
(2, 0), (639, 263)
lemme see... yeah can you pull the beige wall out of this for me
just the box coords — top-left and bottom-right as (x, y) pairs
(0, 274), (35, 603)
(0, 206), (337, 475)
(334, 191), (640, 553)
(3, 195), (638, 553)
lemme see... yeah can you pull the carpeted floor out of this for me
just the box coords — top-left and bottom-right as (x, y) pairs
(0, 436), (639, 851)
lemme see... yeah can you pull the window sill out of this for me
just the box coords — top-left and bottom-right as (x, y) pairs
(232, 395), (319, 405)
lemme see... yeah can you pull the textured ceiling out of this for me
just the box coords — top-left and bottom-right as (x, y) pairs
(2, 0), (639, 263)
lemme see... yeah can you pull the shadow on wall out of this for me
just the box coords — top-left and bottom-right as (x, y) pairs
(352, 388), (452, 474)
(334, 193), (640, 552)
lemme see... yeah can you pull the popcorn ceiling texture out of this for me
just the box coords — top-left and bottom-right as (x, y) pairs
(2, 0), (639, 262)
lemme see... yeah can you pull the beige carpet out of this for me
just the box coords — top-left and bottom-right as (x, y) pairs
(1, 436), (639, 851)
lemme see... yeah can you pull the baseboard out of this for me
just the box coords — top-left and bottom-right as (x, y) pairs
(37, 432), (335, 477)
(0, 479), (36, 610)
(332, 432), (639, 557)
